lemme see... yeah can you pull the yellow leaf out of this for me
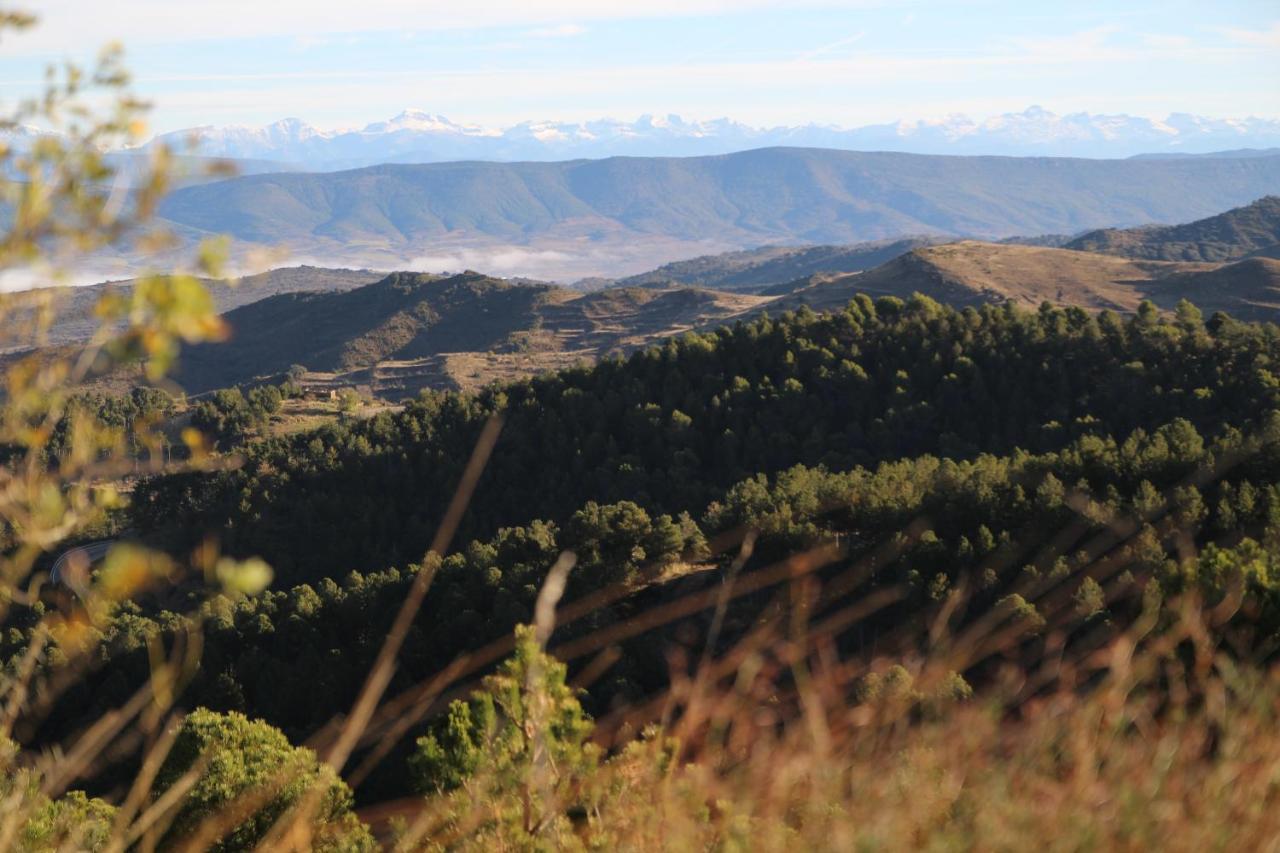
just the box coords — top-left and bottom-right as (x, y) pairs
(215, 557), (273, 597)
(97, 544), (174, 601)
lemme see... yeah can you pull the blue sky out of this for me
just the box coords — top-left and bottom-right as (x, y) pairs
(2, 0), (1277, 133)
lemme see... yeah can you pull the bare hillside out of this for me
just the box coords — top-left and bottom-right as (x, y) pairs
(774, 242), (1221, 312)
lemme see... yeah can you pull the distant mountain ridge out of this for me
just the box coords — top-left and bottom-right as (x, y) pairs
(29, 199), (1280, 398)
(611, 196), (1280, 293)
(145, 107), (1280, 169)
(1129, 148), (1280, 160)
(1064, 196), (1280, 262)
(607, 237), (947, 292)
(154, 147), (1280, 279)
(0, 266), (383, 354)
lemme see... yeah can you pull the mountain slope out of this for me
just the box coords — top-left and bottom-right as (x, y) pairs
(1, 266), (384, 353)
(174, 248), (1280, 397)
(156, 148), (1280, 279)
(772, 241), (1276, 315)
(1065, 196), (1280, 262)
(609, 237), (945, 292)
(174, 272), (765, 394)
(1145, 257), (1280, 318)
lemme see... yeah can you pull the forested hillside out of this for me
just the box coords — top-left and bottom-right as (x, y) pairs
(137, 295), (1280, 585)
(14, 292), (1280, 809)
(1066, 195), (1280, 261)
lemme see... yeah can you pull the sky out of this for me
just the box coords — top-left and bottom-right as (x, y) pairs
(0, 0), (1277, 134)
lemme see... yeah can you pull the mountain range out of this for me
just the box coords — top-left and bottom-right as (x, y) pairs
(149, 195), (1280, 397)
(145, 107), (1280, 168)
(15, 195), (1280, 399)
(165, 247), (1279, 399)
(152, 147), (1280, 280)
(602, 196), (1280, 293)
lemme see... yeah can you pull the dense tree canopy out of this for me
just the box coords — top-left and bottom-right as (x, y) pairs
(134, 297), (1280, 586)
(13, 294), (1280, 812)
(153, 708), (374, 851)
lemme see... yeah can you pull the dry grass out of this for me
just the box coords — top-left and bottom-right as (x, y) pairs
(347, 562), (1280, 851)
(7, 461), (1280, 849)
(783, 241), (1276, 317)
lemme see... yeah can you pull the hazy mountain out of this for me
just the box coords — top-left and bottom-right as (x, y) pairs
(153, 147), (1280, 279)
(1130, 148), (1280, 160)
(145, 107), (1280, 169)
(0, 128), (291, 186)
(1064, 196), (1280, 262)
(606, 237), (946, 292)
(1, 267), (384, 353)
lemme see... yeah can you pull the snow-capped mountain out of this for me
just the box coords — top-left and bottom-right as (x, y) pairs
(144, 107), (1280, 170)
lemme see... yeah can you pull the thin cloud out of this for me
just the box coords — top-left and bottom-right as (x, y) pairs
(525, 24), (588, 39)
(1006, 25), (1122, 58)
(1217, 21), (1280, 49)
(796, 32), (866, 63)
(408, 247), (574, 276)
(6, 1), (884, 55)
(1141, 34), (1192, 49)
(145, 31), (1250, 93)
(140, 33), (1274, 129)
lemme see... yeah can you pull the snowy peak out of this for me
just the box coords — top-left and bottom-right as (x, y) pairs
(361, 111), (486, 135)
(152, 118), (331, 159)
(144, 107), (1280, 169)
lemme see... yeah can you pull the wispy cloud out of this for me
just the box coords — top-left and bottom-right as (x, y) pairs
(7, 3), (1275, 134)
(7, 1), (884, 54)
(292, 34), (331, 51)
(1140, 33), (1192, 49)
(796, 32), (865, 63)
(139, 29), (1272, 128)
(1006, 25), (1122, 58)
(135, 26), (1246, 93)
(525, 24), (588, 39)
(1217, 21), (1280, 49)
